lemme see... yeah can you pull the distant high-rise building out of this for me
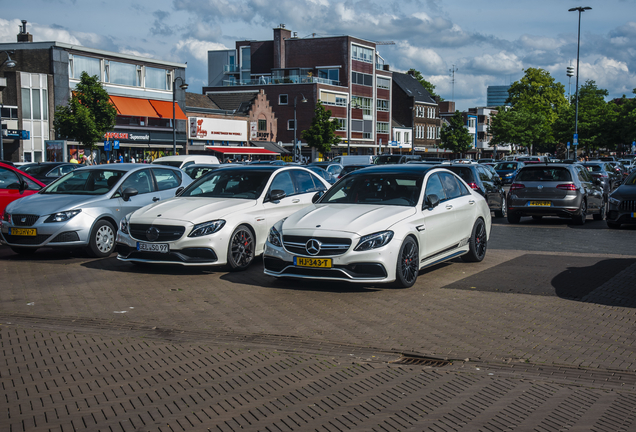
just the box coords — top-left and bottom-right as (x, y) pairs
(487, 85), (511, 107)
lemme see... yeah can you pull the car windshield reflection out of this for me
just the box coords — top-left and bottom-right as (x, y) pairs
(320, 173), (422, 206)
(42, 169), (125, 195)
(182, 170), (272, 199)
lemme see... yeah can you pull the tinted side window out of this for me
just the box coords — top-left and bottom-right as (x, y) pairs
(440, 172), (463, 200)
(308, 173), (327, 191)
(476, 166), (490, 182)
(424, 173), (446, 203)
(152, 168), (181, 191)
(120, 170), (154, 194)
(269, 171), (295, 196)
(0, 168), (21, 189)
(18, 173), (42, 191)
(291, 170), (317, 194)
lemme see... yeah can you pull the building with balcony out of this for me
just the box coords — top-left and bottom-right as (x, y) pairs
(0, 21), (187, 163)
(391, 71), (441, 155)
(203, 25), (392, 159)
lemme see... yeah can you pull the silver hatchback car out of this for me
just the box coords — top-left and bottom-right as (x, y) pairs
(1, 164), (191, 257)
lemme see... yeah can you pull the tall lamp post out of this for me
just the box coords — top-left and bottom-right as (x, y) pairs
(293, 94), (307, 163)
(569, 6), (591, 160)
(1, 51), (17, 161)
(172, 76), (188, 156)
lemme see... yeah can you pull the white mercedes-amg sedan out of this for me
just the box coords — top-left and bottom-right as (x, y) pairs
(263, 165), (492, 287)
(116, 165), (331, 270)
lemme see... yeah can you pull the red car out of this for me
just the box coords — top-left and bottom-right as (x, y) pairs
(0, 162), (46, 215)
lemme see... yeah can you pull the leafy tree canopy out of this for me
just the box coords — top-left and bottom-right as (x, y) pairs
(301, 101), (341, 155)
(408, 69), (441, 100)
(490, 108), (549, 154)
(54, 72), (117, 149)
(440, 111), (473, 156)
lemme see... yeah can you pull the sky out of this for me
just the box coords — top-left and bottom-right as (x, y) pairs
(2, 0), (636, 111)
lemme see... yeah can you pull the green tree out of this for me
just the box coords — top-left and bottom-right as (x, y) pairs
(54, 72), (117, 149)
(301, 101), (341, 155)
(408, 68), (441, 100)
(440, 111), (473, 156)
(490, 108), (549, 154)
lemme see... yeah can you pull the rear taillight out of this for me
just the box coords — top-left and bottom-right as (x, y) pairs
(510, 183), (525, 191)
(467, 182), (480, 190)
(557, 184), (577, 191)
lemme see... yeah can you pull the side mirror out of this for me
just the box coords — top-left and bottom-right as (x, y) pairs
(424, 194), (440, 209)
(6, 182), (22, 191)
(312, 190), (325, 203)
(175, 186), (185, 196)
(268, 189), (286, 202)
(122, 187), (139, 202)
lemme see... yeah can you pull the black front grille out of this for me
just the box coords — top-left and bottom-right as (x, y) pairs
(283, 235), (351, 257)
(130, 224), (186, 242)
(3, 234), (50, 245)
(118, 245), (217, 264)
(11, 214), (39, 227)
(50, 231), (80, 243)
(620, 200), (636, 212)
(265, 258), (387, 280)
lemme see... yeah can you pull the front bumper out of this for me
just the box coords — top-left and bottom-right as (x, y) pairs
(116, 228), (227, 266)
(607, 203), (636, 225)
(263, 234), (396, 283)
(0, 212), (94, 249)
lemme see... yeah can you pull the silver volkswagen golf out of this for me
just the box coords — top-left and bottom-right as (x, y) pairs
(1, 164), (191, 257)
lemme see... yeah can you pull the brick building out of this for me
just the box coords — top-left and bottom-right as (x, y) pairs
(204, 25), (392, 160)
(0, 21), (187, 163)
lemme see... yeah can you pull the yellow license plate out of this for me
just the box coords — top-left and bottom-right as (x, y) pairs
(9, 228), (37, 236)
(529, 201), (551, 207)
(294, 257), (332, 268)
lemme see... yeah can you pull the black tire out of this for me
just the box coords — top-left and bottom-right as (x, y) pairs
(507, 212), (521, 224)
(10, 246), (38, 255)
(593, 199), (606, 221)
(227, 225), (255, 271)
(532, 215), (543, 221)
(86, 220), (116, 258)
(572, 199), (587, 226)
(607, 221), (621, 229)
(394, 236), (419, 288)
(462, 219), (488, 263)
(494, 195), (507, 218)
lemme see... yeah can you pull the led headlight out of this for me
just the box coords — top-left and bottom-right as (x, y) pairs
(119, 215), (130, 234)
(608, 196), (621, 206)
(354, 230), (394, 251)
(188, 219), (225, 237)
(44, 209), (81, 223)
(267, 219), (285, 247)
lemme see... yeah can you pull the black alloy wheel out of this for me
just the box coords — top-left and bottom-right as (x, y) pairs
(394, 236), (419, 288)
(227, 225), (255, 271)
(462, 218), (488, 263)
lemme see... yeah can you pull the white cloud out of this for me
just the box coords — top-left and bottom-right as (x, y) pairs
(174, 38), (227, 63)
(519, 35), (565, 51)
(467, 52), (523, 75)
(119, 49), (157, 59)
(396, 42), (445, 74)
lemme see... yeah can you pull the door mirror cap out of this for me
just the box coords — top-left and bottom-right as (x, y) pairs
(425, 194), (440, 209)
(122, 187), (139, 202)
(268, 189), (286, 202)
(312, 190), (325, 203)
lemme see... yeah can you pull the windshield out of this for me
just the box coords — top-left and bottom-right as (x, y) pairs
(374, 155), (403, 165)
(42, 169), (125, 195)
(517, 167), (572, 182)
(152, 161), (182, 168)
(494, 162), (518, 170)
(320, 173), (423, 206)
(182, 170), (272, 199)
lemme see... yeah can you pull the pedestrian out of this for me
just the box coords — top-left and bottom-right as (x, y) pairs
(118, 153), (124, 163)
(69, 154), (78, 164)
(130, 156), (136, 164)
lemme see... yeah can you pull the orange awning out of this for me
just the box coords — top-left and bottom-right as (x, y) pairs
(109, 95), (158, 118)
(149, 99), (187, 120)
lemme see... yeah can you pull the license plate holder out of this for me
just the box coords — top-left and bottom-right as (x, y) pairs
(294, 256), (332, 268)
(9, 228), (37, 236)
(528, 201), (551, 207)
(137, 242), (169, 253)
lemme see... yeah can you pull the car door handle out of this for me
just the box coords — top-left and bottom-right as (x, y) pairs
(445, 204), (453, 210)
(469, 200), (475, 205)
(153, 197), (160, 202)
(292, 199), (300, 203)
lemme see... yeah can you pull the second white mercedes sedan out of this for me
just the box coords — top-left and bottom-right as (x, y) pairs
(263, 165), (492, 287)
(115, 165), (331, 270)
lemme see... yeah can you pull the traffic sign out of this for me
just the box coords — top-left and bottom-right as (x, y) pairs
(573, 134), (578, 145)
(5, 129), (30, 139)
(567, 141), (570, 149)
(104, 141), (111, 151)
(114, 140), (120, 150)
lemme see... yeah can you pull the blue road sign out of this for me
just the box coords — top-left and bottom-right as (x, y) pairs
(114, 140), (120, 150)
(573, 134), (578, 145)
(567, 141), (571, 148)
(104, 141), (111, 152)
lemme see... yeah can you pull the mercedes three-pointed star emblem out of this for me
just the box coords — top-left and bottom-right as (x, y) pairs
(305, 239), (322, 256)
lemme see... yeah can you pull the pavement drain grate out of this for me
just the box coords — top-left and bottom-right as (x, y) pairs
(388, 354), (451, 367)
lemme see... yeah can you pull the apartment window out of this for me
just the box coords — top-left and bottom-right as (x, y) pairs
(377, 122), (389, 134)
(377, 76), (390, 89)
(436, 127), (441, 139)
(351, 71), (373, 86)
(279, 94), (288, 105)
(241, 46), (251, 70)
(318, 68), (339, 84)
(146, 67), (169, 90)
(0, 107), (18, 119)
(288, 119), (295, 130)
(69, 55), (101, 79)
(109, 61), (139, 86)
(352, 44), (374, 63)
(395, 131), (401, 142)
(404, 132), (410, 143)
(352, 96), (372, 116)
(376, 99), (389, 111)
(334, 118), (347, 131)
(320, 92), (346, 107)
(258, 119), (267, 131)
(21, 88), (31, 119)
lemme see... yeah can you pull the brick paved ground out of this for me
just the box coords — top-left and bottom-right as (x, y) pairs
(1, 220), (635, 430)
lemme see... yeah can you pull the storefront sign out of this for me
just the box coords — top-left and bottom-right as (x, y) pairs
(250, 121), (257, 139)
(104, 132), (150, 141)
(189, 117), (247, 141)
